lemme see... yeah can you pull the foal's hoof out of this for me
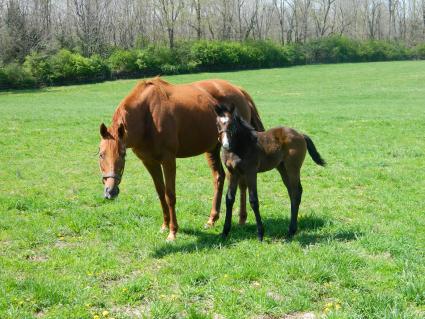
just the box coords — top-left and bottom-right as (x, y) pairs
(287, 229), (297, 238)
(166, 232), (176, 242)
(159, 225), (169, 233)
(204, 219), (215, 229)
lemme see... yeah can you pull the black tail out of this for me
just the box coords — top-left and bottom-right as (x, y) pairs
(303, 134), (326, 166)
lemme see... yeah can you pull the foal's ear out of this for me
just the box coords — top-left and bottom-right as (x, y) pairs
(100, 123), (110, 139)
(215, 104), (229, 117)
(117, 123), (125, 140)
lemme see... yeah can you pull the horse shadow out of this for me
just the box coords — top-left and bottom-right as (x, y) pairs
(152, 214), (362, 258)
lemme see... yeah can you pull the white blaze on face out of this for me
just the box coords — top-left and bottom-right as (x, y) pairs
(219, 115), (230, 149)
(222, 132), (230, 150)
(219, 116), (229, 124)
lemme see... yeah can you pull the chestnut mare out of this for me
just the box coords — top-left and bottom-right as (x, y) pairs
(98, 77), (264, 240)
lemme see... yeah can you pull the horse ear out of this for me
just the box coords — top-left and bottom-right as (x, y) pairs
(228, 103), (236, 114)
(118, 123), (125, 140)
(100, 123), (110, 139)
(215, 104), (230, 116)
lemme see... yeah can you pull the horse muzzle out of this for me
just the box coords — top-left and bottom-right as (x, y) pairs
(104, 186), (120, 199)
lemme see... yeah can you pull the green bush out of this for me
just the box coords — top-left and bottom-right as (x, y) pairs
(49, 50), (110, 84)
(305, 36), (361, 63)
(412, 43), (425, 59)
(0, 63), (37, 89)
(191, 41), (240, 70)
(1, 37), (423, 90)
(108, 50), (139, 76)
(359, 41), (412, 62)
(24, 52), (52, 84)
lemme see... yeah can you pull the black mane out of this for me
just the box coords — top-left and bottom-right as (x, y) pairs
(227, 113), (258, 154)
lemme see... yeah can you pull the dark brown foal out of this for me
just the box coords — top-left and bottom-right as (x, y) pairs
(215, 105), (326, 240)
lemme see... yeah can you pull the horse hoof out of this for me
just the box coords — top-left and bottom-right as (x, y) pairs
(166, 233), (176, 242)
(204, 220), (215, 229)
(159, 225), (168, 233)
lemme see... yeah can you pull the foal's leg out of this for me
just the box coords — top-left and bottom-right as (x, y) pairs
(162, 157), (178, 241)
(246, 172), (264, 241)
(277, 162), (302, 236)
(142, 160), (169, 232)
(238, 179), (248, 225)
(222, 173), (239, 238)
(205, 144), (225, 227)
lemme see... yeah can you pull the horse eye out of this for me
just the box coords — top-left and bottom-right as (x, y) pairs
(99, 153), (105, 159)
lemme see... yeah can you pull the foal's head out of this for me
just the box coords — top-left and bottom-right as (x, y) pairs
(98, 123), (126, 199)
(215, 104), (257, 151)
(215, 105), (234, 150)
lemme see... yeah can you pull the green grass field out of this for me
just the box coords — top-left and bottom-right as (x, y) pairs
(1, 61), (425, 319)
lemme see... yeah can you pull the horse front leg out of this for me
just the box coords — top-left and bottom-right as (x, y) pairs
(162, 157), (178, 241)
(238, 179), (248, 225)
(205, 144), (225, 227)
(246, 172), (264, 241)
(222, 172), (239, 238)
(142, 160), (169, 232)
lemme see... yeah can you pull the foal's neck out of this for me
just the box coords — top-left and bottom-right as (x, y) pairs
(228, 122), (257, 156)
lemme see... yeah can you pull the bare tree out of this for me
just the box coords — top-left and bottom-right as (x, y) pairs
(73, 0), (111, 56)
(156, 0), (184, 48)
(274, 0), (286, 44)
(313, 0), (336, 37)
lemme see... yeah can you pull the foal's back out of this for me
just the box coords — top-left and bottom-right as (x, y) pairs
(256, 127), (307, 172)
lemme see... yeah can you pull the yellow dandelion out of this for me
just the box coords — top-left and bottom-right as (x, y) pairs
(93, 315), (100, 319)
(102, 310), (109, 317)
(335, 303), (341, 310)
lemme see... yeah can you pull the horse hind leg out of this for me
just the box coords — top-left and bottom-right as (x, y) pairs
(205, 144), (225, 227)
(246, 172), (264, 241)
(277, 162), (302, 237)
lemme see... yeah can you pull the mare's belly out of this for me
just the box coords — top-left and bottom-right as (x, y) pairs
(175, 108), (218, 158)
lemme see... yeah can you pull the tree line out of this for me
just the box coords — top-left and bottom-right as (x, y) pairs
(0, 0), (424, 89)
(1, 0), (424, 63)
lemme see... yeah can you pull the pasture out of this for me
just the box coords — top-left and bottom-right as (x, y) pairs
(1, 61), (425, 318)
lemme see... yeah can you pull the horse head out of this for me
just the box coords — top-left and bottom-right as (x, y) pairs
(98, 122), (126, 199)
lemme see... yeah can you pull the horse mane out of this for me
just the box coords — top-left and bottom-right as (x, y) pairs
(233, 113), (258, 142)
(111, 77), (171, 131)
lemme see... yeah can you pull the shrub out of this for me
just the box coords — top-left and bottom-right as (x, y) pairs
(0, 63), (37, 89)
(191, 41), (240, 70)
(413, 43), (425, 59)
(359, 40), (411, 62)
(49, 50), (110, 84)
(108, 50), (139, 76)
(23, 52), (52, 85)
(1, 37), (423, 90)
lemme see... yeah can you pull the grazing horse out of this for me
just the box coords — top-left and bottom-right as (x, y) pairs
(98, 77), (264, 241)
(215, 105), (325, 241)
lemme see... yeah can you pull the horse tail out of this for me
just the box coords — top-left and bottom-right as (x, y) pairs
(303, 134), (326, 166)
(240, 88), (265, 132)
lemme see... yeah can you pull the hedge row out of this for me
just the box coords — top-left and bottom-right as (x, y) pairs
(1, 37), (424, 90)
